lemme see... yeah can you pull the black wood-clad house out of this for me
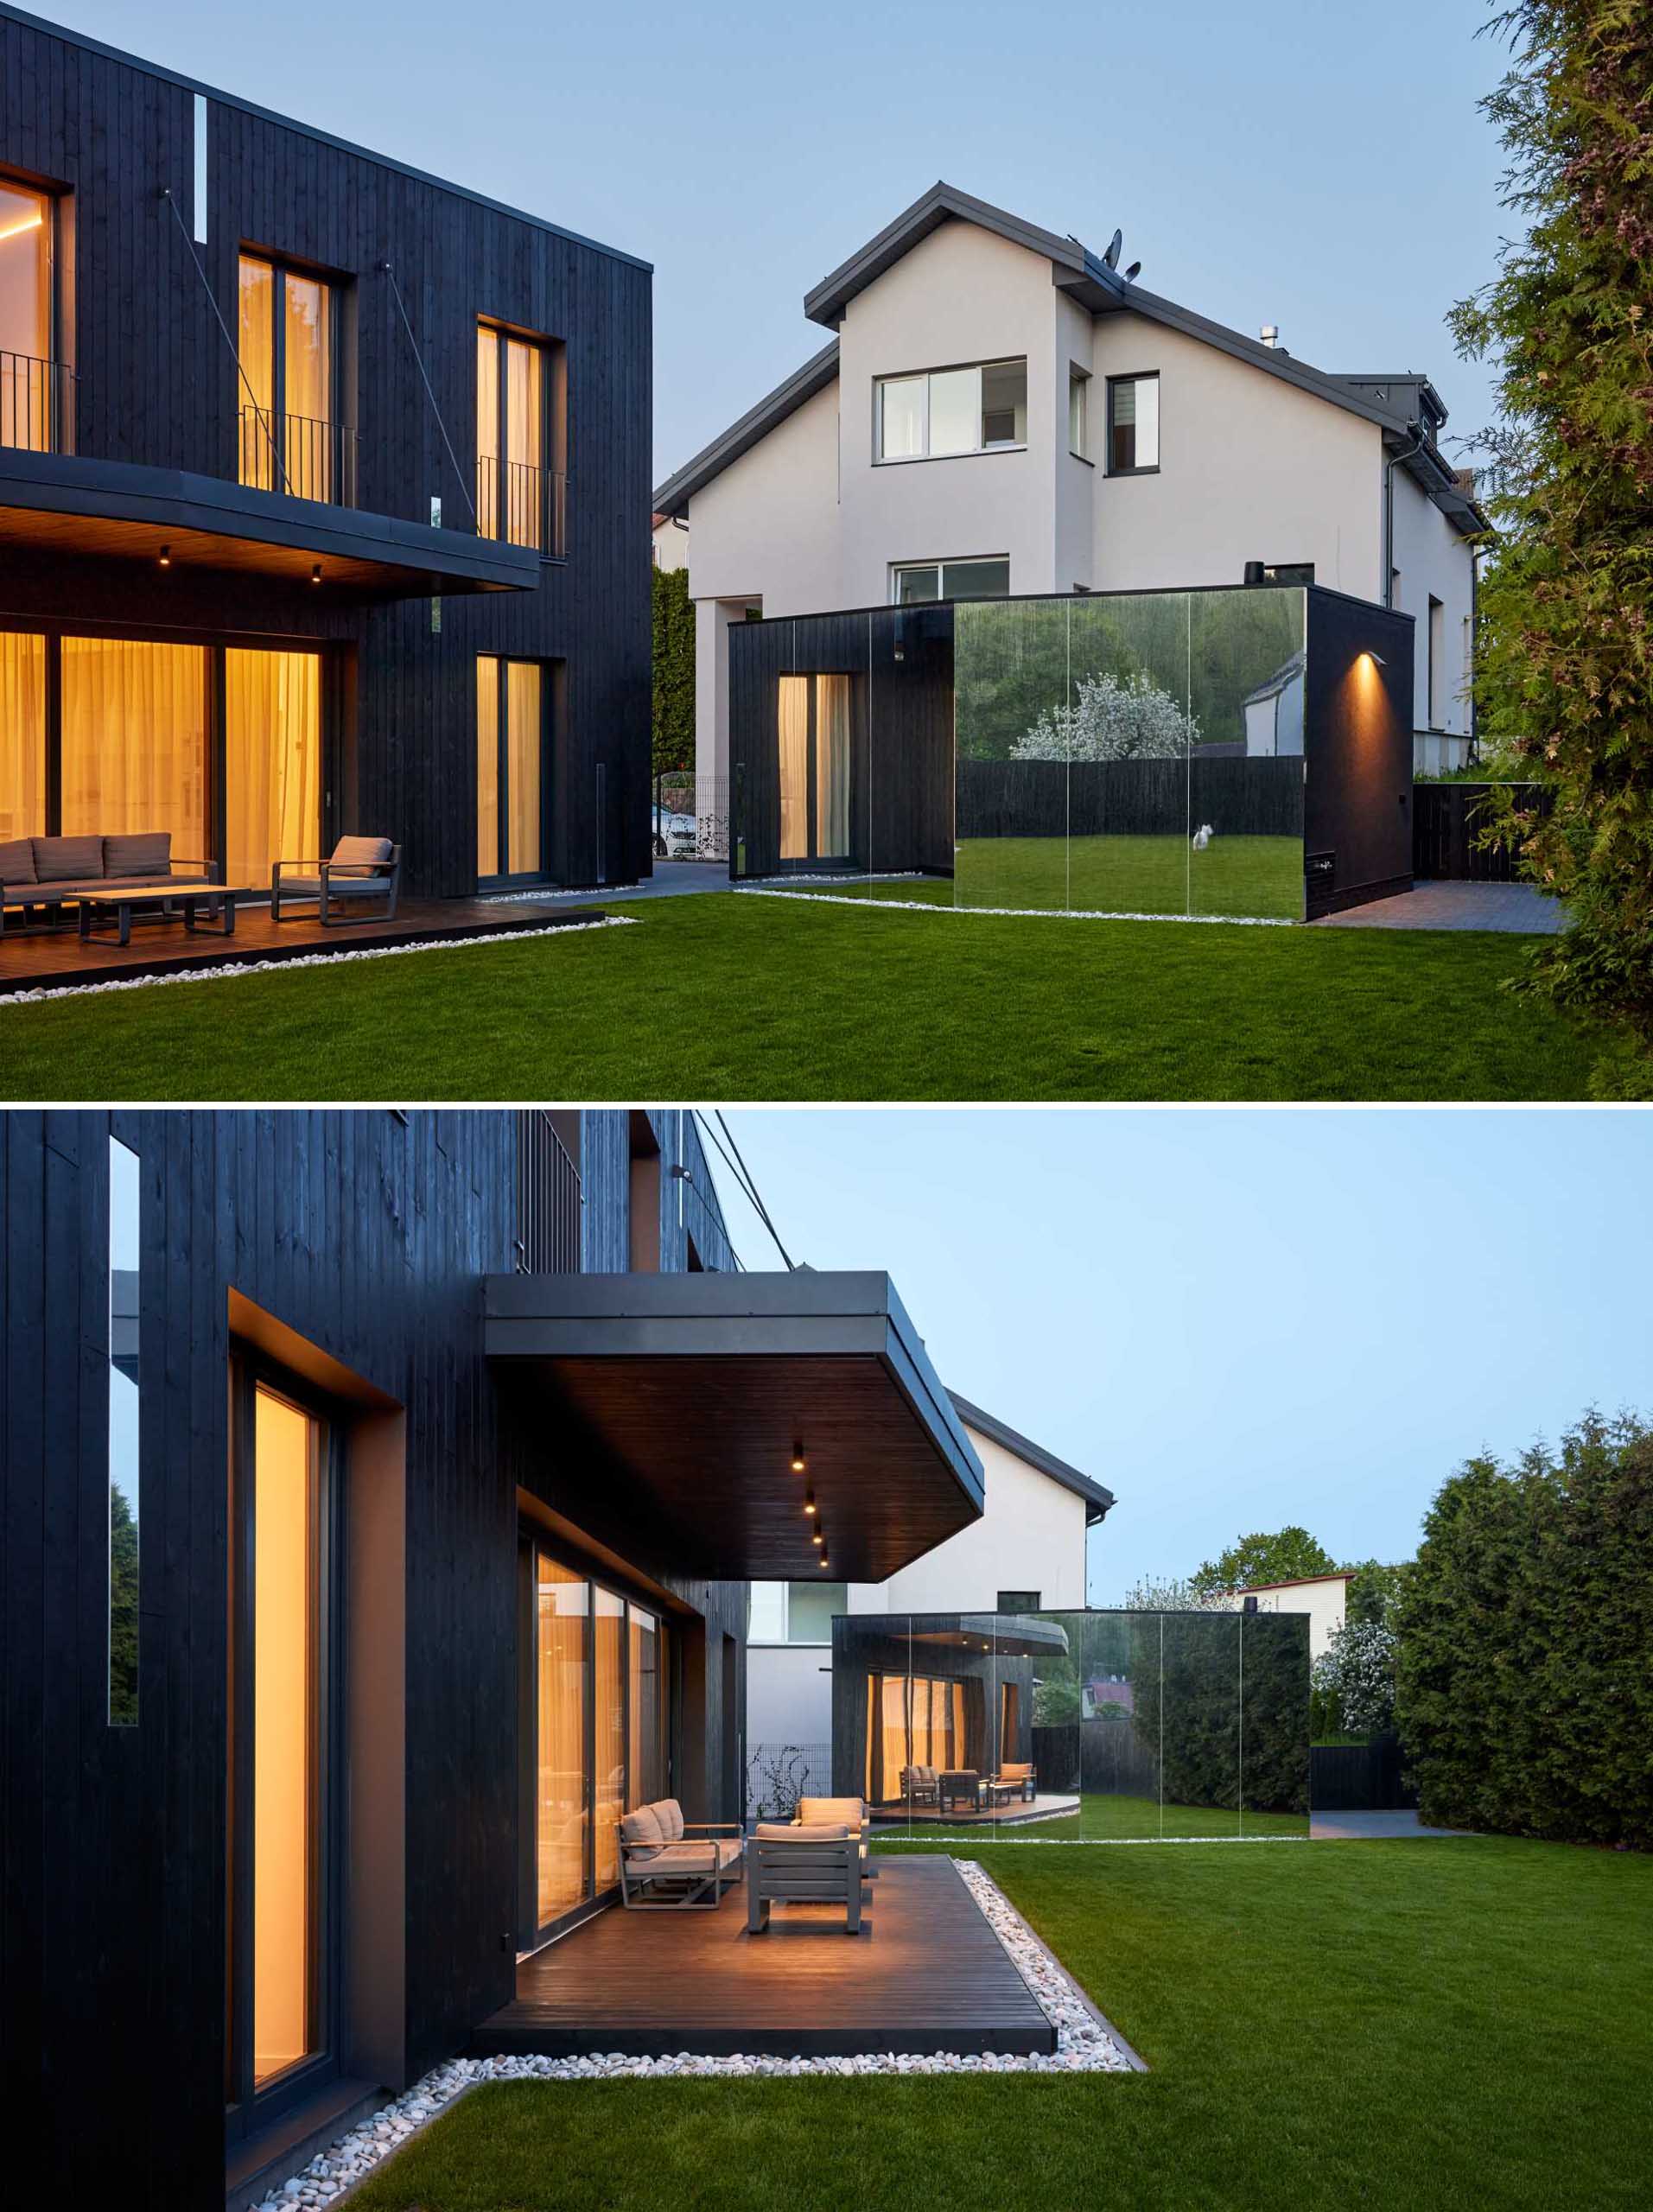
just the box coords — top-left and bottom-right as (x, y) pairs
(1, 1108), (985, 2205)
(0, 4), (652, 896)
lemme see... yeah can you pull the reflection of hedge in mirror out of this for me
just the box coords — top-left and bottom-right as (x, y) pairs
(956, 590), (1305, 758)
(1126, 1611), (1309, 1815)
(108, 1482), (139, 1723)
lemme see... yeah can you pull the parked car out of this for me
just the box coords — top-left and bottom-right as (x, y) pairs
(652, 809), (698, 859)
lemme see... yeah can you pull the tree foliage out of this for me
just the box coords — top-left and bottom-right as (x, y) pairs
(1313, 1619), (1400, 1737)
(1344, 1558), (1414, 1629)
(1192, 1527), (1337, 1597)
(651, 563), (695, 776)
(1012, 671), (1201, 762)
(1395, 1409), (1653, 1847)
(1450, 4), (1653, 1092)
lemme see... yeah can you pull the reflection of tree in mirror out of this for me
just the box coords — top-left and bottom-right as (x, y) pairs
(1012, 671), (1200, 762)
(109, 1482), (139, 1724)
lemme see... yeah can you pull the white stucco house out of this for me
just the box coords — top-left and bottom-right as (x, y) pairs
(653, 181), (1485, 841)
(651, 512), (690, 572)
(745, 1390), (1113, 1777)
(1237, 1571), (1354, 1661)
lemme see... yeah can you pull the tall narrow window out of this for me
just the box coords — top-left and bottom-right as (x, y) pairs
(250, 1388), (323, 2088)
(476, 656), (545, 880)
(628, 1606), (663, 1808)
(225, 648), (322, 887)
(1108, 373), (1160, 474)
(593, 1587), (625, 1891)
(476, 324), (553, 551)
(1427, 595), (1446, 728)
(107, 1136), (141, 1728)
(536, 1553), (588, 1927)
(0, 628), (46, 842)
(238, 253), (345, 502)
(778, 675), (808, 861)
(1069, 369), (1090, 459)
(0, 178), (61, 452)
(777, 673), (853, 864)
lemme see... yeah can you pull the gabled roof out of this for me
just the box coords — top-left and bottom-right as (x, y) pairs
(652, 181), (1487, 537)
(948, 1391), (1115, 1523)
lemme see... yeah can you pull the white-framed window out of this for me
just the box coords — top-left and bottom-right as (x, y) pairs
(1068, 367), (1090, 460)
(874, 359), (1027, 462)
(1107, 372), (1160, 474)
(890, 556), (1010, 605)
(747, 1580), (849, 1644)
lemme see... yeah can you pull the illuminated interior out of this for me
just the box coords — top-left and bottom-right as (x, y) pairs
(238, 254), (336, 499)
(225, 648), (321, 887)
(476, 325), (545, 550)
(476, 655), (543, 878)
(535, 1552), (588, 1928)
(0, 179), (54, 450)
(627, 1605), (663, 1807)
(0, 628), (45, 839)
(778, 673), (851, 862)
(779, 675), (807, 859)
(251, 1386), (319, 2088)
(60, 637), (208, 851)
(593, 1587), (624, 1890)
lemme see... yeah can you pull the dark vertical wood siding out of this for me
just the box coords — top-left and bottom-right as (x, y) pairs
(0, 10), (651, 893)
(1303, 589), (1415, 916)
(1, 1108), (746, 2203)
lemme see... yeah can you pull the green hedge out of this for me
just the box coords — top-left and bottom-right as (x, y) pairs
(1396, 1412), (1653, 1848)
(652, 563), (694, 776)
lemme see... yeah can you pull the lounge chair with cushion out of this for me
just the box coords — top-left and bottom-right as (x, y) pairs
(617, 1796), (744, 1910)
(271, 836), (402, 925)
(900, 1764), (940, 1809)
(0, 832), (211, 938)
(794, 1794), (877, 1878)
(995, 1760), (1038, 1803)
(747, 1824), (861, 1935)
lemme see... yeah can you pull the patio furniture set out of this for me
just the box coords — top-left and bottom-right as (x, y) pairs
(0, 832), (402, 947)
(901, 1762), (1038, 1813)
(617, 1795), (874, 1935)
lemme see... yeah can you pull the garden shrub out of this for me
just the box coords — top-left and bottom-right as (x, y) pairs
(1396, 1410), (1653, 1847)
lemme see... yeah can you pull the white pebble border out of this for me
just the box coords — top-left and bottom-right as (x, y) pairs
(734, 884), (1294, 926)
(885, 1831), (1309, 1847)
(241, 1856), (1135, 2210)
(0, 914), (636, 1009)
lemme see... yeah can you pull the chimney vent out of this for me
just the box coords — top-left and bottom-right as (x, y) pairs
(1260, 324), (1279, 349)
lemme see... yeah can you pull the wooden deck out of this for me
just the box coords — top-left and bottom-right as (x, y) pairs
(870, 1793), (1081, 1828)
(0, 896), (605, 995)
(472, 1853), (1053, 2058)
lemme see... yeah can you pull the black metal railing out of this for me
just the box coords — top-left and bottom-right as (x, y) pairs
(237, 404), (359, 505)
(0, 352), (74, 454)
(475, 455), (567, 557)
(515, 1110), (582, 1274)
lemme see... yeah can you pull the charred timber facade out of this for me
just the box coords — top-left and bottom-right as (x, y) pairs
(0, 6), (652, 895)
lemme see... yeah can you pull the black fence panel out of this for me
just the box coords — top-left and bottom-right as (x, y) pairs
(1412, 783), (1555, 881)
(1310, 1734), (1416, 1811)
(958, 755), (1304, 841)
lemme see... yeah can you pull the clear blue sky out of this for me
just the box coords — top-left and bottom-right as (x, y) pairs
(703, 1110), (1652, 1604)
(60, 0), (1511, 486)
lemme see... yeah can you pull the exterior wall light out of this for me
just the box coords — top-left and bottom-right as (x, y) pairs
(811, 1524), (823, 1546)
(311, 563), (323, 584)
(157, 545), (171, 566)
(1364, 650), (1387, 666)
(804, 1490), (816, 1515)
(790, 1446), (806, 1473)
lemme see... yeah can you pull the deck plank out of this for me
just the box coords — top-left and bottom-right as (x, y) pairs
(0, 898), (604, 995)
(472, 1855), (1053, 2058)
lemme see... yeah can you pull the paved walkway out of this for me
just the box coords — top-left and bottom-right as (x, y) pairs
(484, 861), (731, 912)
(1311, 1810), (1467, 1840)
(1316, 882), (1563, 933)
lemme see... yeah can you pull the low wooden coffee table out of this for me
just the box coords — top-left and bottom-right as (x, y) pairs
(77, 883), (253, 948)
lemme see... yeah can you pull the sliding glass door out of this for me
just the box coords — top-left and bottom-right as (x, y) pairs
(518, 1537), (670, 1946)
(60, 638), (209, 855)
(238, 253), (343, 503)
(777, 673), (853, 864)
(227, 1372), (337, 2131)
(225, 648), (322, 887)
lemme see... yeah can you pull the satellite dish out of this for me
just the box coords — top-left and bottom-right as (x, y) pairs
(1102, 228), (1122, 270)
(1123, 260), (1141, 283)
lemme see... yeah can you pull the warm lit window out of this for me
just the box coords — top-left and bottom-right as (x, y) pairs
(0, 177), (65, 452)
(778, 673), (851, 863)
(477, 323), (562, 552)
(1068, 370), (1090, 460)
(107, 1135), (141, 1728)
(476, 655), (544, 880)
(1107, 372), (1160, 474)
(238, 253), (347, 501)
(891, 557), (1009, 605)
(875, 359), (1027, 461)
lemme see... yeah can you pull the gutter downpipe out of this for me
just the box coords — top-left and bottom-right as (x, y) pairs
(1382, 423), (1426, 608)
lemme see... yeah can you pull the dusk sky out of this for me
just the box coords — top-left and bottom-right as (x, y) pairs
(63, 0), (1512, 486)
(707, 1110), (1652, 1604)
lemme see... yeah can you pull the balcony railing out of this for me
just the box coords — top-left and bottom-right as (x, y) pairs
(475, 455), (567, 557)
(516, 1110), (582, 1274)
(238, 404), (359, 505)
(1, 352), (74, 454)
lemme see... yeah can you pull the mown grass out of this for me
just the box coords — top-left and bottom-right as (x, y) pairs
(0, 892), (1593, 1102)
(805, 834), (1306, 918)
(877, 1789), (1308, 1841)
(347, 1834), (1653, 2212)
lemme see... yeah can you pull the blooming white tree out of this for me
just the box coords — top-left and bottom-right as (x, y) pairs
(1012, 671), (1202, 763)
(1313, 1619), (1399, 1737)
(1121, 1575), (1239, 1613)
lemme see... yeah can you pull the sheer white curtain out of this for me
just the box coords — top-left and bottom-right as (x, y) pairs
(779, 675), (808, 859)
(60, 638), (208, 854)
(0, 629), (46, 841)
(816, 674), (851, 858)
(226, 649), (322, 887)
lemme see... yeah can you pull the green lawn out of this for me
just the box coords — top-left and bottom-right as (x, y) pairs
(881, 1790), (1308, 1840)
(0, 891), (1594, 1102)
(802, 835), (1306, 919)
(346, 1834), (1652, 2212)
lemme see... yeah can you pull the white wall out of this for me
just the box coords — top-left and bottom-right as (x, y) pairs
(1243, 1576), (1348, 1661)
(1389, 468), (1473, 735)
(745, 1640), (833, 1744)
(652, 518), (689, 572)
(1089, 315), (1385, 599)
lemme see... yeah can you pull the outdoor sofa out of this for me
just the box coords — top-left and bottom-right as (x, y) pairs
(271, 836), (402, 924)
(617, 1796), (744, 1910)
(747, 1823), (862, 1935)
(0, 832), (212, 938)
